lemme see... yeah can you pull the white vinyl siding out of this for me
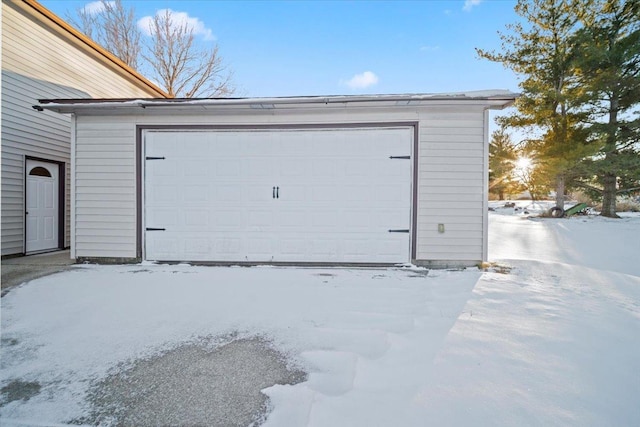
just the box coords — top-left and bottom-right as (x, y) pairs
(72, 106), (489, 265)
(1, 1), (163, 256)
(416, 110), (486, 262)
(74, 118), (137, 258)
(1, 72), (74, 255)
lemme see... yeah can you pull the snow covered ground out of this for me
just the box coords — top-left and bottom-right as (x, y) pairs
(1, 204), (639, 426)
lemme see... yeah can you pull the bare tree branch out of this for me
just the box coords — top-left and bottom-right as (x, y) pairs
(142, 10), (233, 98)
(70, 0), (140, 69)
(69, 4), (235, 98)
(102, 0), (140, 69)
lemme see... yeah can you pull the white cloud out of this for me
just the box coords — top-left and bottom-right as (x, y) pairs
(138, 9), (216, 41)
(83, 1), (114, 16)
(463, 0), (482, 12)
(343, 71), (379, 90)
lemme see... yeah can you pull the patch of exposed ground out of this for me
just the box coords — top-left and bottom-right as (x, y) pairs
(0, 380), (42, 406)
(74, 337), (306, 426)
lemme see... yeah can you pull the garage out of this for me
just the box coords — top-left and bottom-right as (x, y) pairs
(39, 91), (517, 267)
(144, 127), (413, 263)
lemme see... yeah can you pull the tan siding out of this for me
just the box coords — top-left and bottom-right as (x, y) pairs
(2, 3), (159, 99)
(1, 1), (162, 256)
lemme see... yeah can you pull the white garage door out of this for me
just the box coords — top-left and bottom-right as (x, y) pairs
(144, 127), (412, 263)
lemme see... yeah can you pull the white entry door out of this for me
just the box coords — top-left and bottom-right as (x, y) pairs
(144, 127), (412, 263)
(26, 159), (59, 253)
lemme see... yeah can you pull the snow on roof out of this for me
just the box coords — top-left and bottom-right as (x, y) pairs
(37, 90), (518, 113)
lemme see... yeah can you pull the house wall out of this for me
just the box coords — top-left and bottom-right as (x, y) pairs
(72, 104), (488, 265)
(1, 0), (164, 256)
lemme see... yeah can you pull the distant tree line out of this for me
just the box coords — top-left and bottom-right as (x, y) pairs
(480, 0), (639, 217)
(71, 0), (234, 98)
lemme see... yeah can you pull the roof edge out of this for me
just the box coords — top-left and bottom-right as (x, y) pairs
(38, 90), (519, 111)
(21, 0), (170, 98)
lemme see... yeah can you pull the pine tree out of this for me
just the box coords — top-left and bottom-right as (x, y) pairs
(489, 129), (522, 200)
(477, 0), (597, 209)
(573, 0), (640, 217)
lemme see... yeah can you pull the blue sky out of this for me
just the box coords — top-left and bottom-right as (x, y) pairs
(42, 0), (522, 132)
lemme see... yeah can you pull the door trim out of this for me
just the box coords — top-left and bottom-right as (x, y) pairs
(136, 123), (419, 263)
(24, 156), (65, 254)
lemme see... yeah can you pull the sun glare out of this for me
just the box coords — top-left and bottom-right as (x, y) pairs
(515, 157), (532, 171)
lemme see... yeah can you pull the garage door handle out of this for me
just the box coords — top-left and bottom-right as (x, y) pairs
(273, 187), (276, 198)
(388, 229), (409, 233)
(276, 186), (279, 199)
(146, 227), (166, 231)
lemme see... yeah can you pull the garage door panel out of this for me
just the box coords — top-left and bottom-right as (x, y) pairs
(213, 209), (246, 228)
(216, 160), (242, 177)
(276, 209), (308, 228)
(280, 160), (306, 177)
(147, 208), (178, 227)
(311, 159), (338, 177)
(215, 186), (242, 202)
(247, 210), (274, 227)
(243, 158), (274, 176)
(184, 186), (209, 203)
(145, 128), (412, 263)
(184, 160), (210, 177)
(246, 185), (275, 202)
(184, 210), (208, 227)
(247, 238), (275, 258)
(149, 185), (178, 204)
(276, 185), (307, 203)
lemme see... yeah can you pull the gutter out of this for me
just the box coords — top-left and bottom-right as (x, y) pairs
(37, 91), (519, 113)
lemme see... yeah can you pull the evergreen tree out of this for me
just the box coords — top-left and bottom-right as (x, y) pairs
(489, 129), (522, 200)
(477, 0), (597, 209)
(515, 138), (555, 201)
(573, 0), (640, 217)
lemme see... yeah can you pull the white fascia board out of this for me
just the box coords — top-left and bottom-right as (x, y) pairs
(38, 91), (518, 114)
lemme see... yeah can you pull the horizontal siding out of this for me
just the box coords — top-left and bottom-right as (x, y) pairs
(2, 2), (160, 98)
(76, 144), (135, 153)
(1, 0), (162, 255)
(74, 116), (137, 258)
(76, 186), (136, 194)
(416, 109), (485, 262)
(1, 72), (72, 255)
(420, 163), (483, 173)
(72, 106), (489, 263)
